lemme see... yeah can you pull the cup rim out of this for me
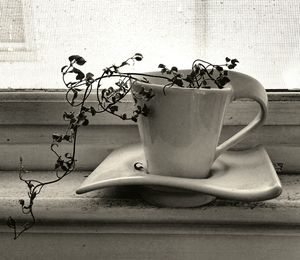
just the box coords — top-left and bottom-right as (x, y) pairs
(133, 69), (233, 92)
(132, 78), (232, 93)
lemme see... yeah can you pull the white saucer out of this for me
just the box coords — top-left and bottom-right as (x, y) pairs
(76, 144), (282, 207)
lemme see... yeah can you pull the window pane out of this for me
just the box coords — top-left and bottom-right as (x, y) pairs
(0, 0), (201, 88)
(204, 0), (300, 89)
(0, 0), (299, 89)
(0, 0), (25, 43)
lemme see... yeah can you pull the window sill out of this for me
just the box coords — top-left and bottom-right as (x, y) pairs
(1, 170), (299, 226)
(0, 172), (300, 225)
(1, 170), (300, 259)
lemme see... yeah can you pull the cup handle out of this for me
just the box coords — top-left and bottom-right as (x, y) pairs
(215, 71), (268, 159)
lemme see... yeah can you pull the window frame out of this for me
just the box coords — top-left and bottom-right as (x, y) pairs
(0, 0), (36, 61)
(0, 90), (299, 172)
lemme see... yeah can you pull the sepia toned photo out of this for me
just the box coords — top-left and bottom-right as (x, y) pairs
(0, 1), (299, 259)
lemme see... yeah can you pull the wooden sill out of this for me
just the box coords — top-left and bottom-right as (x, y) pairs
(1, 171), (300, 227)
(1, 170), (300, 259)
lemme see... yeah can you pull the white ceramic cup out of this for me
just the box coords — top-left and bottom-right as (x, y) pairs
(132, 70), (268, 179)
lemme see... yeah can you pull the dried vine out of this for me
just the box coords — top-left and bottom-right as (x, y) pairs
(7, 54), (238, 239)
